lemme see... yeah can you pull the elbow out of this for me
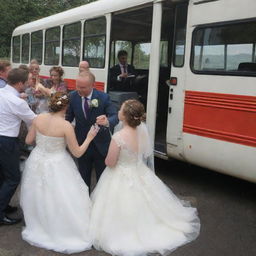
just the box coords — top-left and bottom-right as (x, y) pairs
(105, 158), (116, 168)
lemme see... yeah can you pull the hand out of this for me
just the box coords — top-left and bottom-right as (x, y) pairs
(119, 72), (128, 78)
(20, 93), (28, 100)
(87, 124), (99, 140)
(96, 115), (109, 127)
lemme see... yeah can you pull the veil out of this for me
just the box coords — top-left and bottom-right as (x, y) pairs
(137, 122), (155, 172)
(114, 121), (155, 172)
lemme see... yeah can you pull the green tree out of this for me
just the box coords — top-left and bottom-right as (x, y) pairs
(0, 0), (96, 57)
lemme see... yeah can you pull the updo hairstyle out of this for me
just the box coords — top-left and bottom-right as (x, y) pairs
(49, 91), (69, 112)
(122, 99), (145, 128)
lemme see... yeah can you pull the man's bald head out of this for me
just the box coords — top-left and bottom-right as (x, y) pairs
(76, 72), (95, 97)
(79, 61), (90, 73)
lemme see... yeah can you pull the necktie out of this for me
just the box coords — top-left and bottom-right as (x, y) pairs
(123, 65), (127, 73)
(84, 97), (89, 117)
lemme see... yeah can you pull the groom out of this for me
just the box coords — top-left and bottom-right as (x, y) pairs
(66, 72), (118, 190)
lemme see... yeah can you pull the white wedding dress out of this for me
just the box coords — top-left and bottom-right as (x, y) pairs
(90, 124), (200, 256)
(20, 132), (92, 254)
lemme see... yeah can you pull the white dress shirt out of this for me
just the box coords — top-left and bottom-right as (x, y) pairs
(0, 84), (36, 137)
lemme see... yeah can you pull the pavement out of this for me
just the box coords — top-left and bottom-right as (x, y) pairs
(0, 158), (255, 256)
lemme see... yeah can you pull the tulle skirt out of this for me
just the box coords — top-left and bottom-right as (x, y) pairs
(90, 162), (200, 256)
(20, 148), (92, 254)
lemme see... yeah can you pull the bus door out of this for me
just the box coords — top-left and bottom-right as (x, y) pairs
(165, 3), (188, 160)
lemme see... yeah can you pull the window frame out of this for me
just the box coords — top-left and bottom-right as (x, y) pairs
(44, 26), (61, 66)
(83, 16), (106, 69)
(190, 18), (256, 77)
(62, 21), (82, 67)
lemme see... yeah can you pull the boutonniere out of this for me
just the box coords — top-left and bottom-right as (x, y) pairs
(90, 99), (99, 108)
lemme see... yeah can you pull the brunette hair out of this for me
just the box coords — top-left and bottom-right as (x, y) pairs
(49, 91), (69, 112)
(122, 99), (145, 128)
(50, 66), (64, 78)
(7, 68), (28, 85)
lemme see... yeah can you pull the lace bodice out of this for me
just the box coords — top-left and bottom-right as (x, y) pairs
(35, 132), (66, 154)
(112, 133), (139, 167)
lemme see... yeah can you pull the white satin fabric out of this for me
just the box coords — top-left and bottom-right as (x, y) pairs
(90, 127), (200, 256)
(20, 132), (92, 254)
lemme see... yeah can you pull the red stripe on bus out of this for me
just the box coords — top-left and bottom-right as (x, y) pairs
(183, 91), (256, 147)
(39, 76), (105, 91)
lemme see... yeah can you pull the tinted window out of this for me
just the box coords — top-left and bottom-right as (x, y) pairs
(134, 42), (151, 69)
(63, 22), (81, 67)
(22, 34), (29, 63)
(83, 17), (106, 68)
(31, 31), (43, 64)
(173, 4), (188, 67)
(12, 36), (20, 63)
(192, 21), (256, 75)
(45, 27), (60, 65)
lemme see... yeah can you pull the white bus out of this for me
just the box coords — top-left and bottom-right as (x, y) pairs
(11, 0), (256, 182)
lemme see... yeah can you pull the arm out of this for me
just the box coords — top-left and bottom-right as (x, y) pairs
(105, 138), (121, 167)
(64, 122), (98, 158)
(35, 83), (52, 96)
(25, 118), (37, 145)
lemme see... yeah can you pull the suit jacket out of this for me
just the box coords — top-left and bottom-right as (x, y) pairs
(66, 89), (118, 157)
(110, 64), (136, 91)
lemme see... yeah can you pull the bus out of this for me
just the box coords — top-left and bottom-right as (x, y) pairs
(11, 0), (256, 183)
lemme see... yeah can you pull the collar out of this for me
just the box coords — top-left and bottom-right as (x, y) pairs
(4, 84), (20, 97)
(79, 89), (93, 100)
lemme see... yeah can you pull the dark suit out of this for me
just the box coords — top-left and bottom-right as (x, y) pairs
(110, 64), (136, 91)
(66, 89), (118, 190)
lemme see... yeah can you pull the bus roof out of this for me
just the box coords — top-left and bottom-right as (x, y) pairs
(12, 0), (159, 36)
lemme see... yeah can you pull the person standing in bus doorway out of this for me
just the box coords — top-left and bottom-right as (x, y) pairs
(0, 68), (36, 225)
(110, 50), (136, 91)
(0, 60), (11, 88)
(66, 72), (118, 191)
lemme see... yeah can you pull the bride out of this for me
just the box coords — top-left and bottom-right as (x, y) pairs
(20, 92), (99, 254)
(90, 99), (200, 256)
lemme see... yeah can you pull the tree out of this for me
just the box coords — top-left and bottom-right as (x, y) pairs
(0, 0), (97, 57)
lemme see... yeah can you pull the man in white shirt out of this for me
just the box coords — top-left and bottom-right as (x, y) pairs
(0, 60), (11, 88)
(0, 68), (36, 225)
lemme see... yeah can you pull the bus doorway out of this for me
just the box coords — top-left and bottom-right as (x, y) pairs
(107, 1), (185, 158)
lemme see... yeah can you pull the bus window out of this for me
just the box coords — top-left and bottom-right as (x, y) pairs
(192, 21), (256, 75)
(83, 17), (106, 68)
(45, 27), (60, 65)
(110, 40), (132, 67)
(21, 34), (29, 64)
(63, 22), (81, 67)
(31, 31), (43, 64)
(173, 4), (188, 67)
(12, 36), (20, 63)
(134, 42), (151, 69)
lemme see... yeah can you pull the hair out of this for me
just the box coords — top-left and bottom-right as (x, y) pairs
(50, 66), (64, 78)
(49, 91), (69, 113)
(0, 60), (11, 72)
(30, 59), (39, 65)
(117, 50), (128, 58)
(78, 71), (95, 84)
(7, 68), (28, 85)
(122, 99), (146, 128)
(19, 64), (29, 72)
